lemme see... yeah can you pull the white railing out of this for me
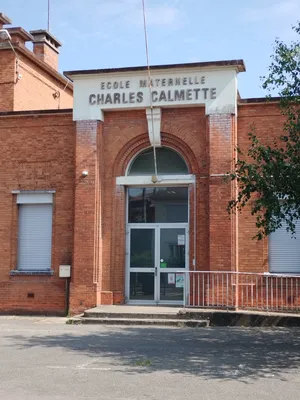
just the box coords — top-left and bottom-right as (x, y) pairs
(182, 271), (300, 312)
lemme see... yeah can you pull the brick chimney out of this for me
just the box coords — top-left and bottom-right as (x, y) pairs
(6, 27), (33, 47)
(30, 29), (61, 70)
(0, 13), (12, 29)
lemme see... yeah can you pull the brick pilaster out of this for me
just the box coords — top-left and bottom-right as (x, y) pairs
(69, 120), (103, 313)
(208, 113), (237, 271)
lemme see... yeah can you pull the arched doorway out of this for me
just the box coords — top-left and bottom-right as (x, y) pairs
(122, 147), (193, 305)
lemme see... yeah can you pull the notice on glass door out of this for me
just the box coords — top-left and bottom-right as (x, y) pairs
(176, 273), (185, 288)
(168, 273), (175, 285)
(177, 235), (185, 246)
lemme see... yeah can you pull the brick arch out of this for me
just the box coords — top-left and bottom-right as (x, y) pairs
(112, 133), (149, 177)
(160, 132), (200, 175)
(112, 131), (200, 177)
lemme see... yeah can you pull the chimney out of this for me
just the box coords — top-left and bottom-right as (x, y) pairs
(30, 29), (61, 70)
(7, 27), (33, 47)
(0, 13), (12, 29)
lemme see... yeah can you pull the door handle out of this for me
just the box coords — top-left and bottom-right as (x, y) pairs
(155, 267), (157, 277)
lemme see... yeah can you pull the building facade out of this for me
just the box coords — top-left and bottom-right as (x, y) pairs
(0, 13), (298, 315)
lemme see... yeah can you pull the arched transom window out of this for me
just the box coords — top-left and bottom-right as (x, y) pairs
(127, 147), (189, 176)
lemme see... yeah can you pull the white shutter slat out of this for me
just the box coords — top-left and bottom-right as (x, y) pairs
(269, 221), (300, 273)
(17, 193), (53, 204)
(18, 204), (53, 271)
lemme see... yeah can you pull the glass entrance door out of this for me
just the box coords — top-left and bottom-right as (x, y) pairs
(126, 186), (189, 304)
(126, 225), (188, 304)
(128, 227), (156, 302)
(159, 228), (187, 303)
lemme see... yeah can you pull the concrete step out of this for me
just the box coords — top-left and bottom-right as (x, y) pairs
(69, 317), (209, 327)
(83, 311), (197, 320)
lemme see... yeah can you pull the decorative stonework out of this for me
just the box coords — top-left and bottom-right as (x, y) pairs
(112, 131), (200, 178)
(146, 107), (161, 147)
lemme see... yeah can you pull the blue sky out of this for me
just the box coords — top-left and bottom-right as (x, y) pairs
(2, 0), (299, 98)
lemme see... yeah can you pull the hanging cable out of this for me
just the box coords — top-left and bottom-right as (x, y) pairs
(141, 0), (158, 179)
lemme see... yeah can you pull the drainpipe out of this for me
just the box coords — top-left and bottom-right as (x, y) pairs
(59, 265), (71, 316)
(65, 277), (70, 316)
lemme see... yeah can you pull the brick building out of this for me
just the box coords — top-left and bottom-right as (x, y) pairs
(0, 13), (298, 315)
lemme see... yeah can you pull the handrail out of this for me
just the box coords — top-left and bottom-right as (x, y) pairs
(179, 270), (300, 312)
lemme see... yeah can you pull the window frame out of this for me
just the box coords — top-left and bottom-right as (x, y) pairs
(126, 146), (189, 176)
(269, 219), (300, 274)
(10, 191), (55, 275)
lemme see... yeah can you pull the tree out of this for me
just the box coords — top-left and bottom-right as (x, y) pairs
(228, 22), (300, 240)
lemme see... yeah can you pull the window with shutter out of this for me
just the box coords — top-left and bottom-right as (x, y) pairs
(17, 193), (53, 271)
(269, 220), (300, 273)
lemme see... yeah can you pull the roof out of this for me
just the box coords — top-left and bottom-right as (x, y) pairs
(30, 29), (62, 48)
(64, 59), (246, 79)
(0, 109), (72, 117)
(239, 97), (281, 104)
(0, 42), (73, 92)
(7, 27), (33, 42)
(0, 13), (12, 26)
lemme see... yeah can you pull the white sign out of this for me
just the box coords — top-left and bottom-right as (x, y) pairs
(71, 66), (239, 121)
(177, 235), (185, 246)
(168, 273), (175, 285)
(88, 76), (216, 106)
(176, 273), (185, 288)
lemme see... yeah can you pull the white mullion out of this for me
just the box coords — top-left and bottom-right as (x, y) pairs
(156, 226), (160, 304)
(125, 227), (131, 301)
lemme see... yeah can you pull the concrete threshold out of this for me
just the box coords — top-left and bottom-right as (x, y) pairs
(69, 317), (208, 328)
(68, 306), (300, 327)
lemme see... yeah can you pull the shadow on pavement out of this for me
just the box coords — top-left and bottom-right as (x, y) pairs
(5, 326), (300, 381)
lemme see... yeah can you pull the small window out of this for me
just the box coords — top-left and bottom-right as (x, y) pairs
(17, 193), (53, 271)
(269, 220), (300, 273)
(128, 187), (188, 223)
(128, 147), (188, 176)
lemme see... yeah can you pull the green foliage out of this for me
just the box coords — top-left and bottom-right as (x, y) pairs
(130, 251), (153, 267)
(135, 359), (152, 366)
(228, 22), (300, 240)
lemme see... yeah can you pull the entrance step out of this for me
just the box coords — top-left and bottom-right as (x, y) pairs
(68, 306), (210, 327)
(69, 317), (209, 327)
(83, 311), (203, 320)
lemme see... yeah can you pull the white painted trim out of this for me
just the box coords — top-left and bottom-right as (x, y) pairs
(263, 272), (300, 277)
(12, 190), (56, 194)
(71, 68), (238, 120)
(69, 65), (242, 81)
(146, 107), (161, 147)
(210, 173), (230, 177)
(117, 174), (195, 186)
(17, 193), (53, 204)
(127, 223), (189, 229)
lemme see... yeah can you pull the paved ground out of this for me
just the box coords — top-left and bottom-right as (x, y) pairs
(1, 317), (300, 399)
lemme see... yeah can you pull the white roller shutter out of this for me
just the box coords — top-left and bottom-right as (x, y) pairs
(17, 204), (53, 271)
(269, 220), (300, 273)
(17, 193), (53, 204)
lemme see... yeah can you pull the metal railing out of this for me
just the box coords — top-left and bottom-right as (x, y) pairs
(182, 271), (300, 312)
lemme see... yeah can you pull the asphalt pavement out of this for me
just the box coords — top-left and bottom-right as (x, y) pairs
(0, 316), (300, 400)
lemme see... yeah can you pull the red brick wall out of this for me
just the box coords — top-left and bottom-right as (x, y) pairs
(0, 112), (75, 314)
(237, 103), (285, 273)
(33, 43), (59, 70)
(208, 114), (237, 272)
(0, 48), (73, 112)
(0, 100), (287, 314)
(14, 54), (73, 111)
(70, 120), (102, 313)
(0, 50), (15, 111)
(70, 107), (216, 312)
